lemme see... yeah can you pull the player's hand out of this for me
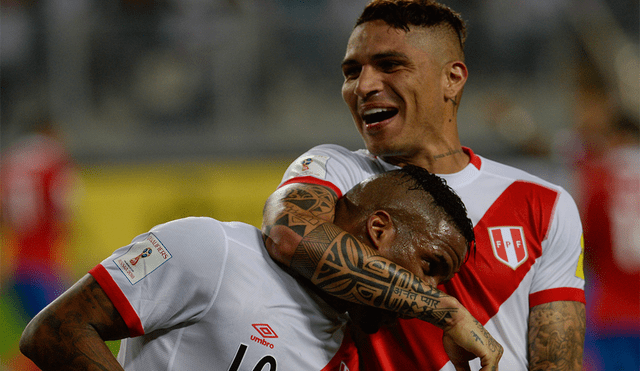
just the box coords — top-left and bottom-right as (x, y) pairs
(442, 308), (503, 371)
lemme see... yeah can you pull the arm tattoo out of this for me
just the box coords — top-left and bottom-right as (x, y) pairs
(528, 301), (586, 371)
(271, 183), (458, 325)
(270, 184), (339, 238)
(472, 318), (502, 354)
(21, 276), (127, 370)
(294, 223), (456, 326)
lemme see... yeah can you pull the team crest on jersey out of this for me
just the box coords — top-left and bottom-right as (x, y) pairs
(114, 233), (172, 284)
(488, 226), (529, 269)
(291, 154), (329, 179)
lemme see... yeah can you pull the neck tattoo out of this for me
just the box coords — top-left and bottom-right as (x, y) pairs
(433, 149), (462, 160)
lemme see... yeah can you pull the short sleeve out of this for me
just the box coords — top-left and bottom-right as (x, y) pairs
(530, 190), (586, 306)
(90, 217), (229, 335)
(279, 144), (394, 197)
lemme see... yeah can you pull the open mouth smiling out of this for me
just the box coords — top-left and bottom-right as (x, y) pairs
(362, 107), (399, 126)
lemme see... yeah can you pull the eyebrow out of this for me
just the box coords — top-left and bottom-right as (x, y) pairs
(341, 51), (411, 69)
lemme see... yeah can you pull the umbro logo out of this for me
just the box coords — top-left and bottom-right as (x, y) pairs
(251, 323), (277, 349)
(252, 323), (278, 338)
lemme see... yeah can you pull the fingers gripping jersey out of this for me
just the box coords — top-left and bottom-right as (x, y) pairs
(90, 217), (358, 370)
(280, 144), (586, 370)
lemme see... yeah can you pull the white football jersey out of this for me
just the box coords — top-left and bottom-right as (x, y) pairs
(280, 144), (586, 371)
(90, 217), (358, 370)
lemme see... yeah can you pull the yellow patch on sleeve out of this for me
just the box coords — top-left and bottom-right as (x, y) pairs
(575, 234), (585, 280)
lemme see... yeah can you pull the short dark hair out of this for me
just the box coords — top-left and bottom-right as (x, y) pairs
(396, 165), (475, 254)
(356, 0), (467, 51)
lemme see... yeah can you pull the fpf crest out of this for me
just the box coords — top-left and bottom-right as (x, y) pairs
(488, 226), (529, 269)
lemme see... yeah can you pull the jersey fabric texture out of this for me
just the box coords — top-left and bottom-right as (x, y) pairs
(279, 144), (586, 371)
(90, 217), (358, 371)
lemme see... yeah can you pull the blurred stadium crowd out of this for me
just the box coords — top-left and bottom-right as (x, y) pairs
(1, 0), (638, 370)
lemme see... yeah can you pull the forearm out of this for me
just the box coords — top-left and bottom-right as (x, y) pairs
(20, 321), (124, 371)
(528, 301), (586, 371)
(291, 220), (463, 327)
(20, 275), (129, 371)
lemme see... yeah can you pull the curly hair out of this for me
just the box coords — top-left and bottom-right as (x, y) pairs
(396, 165), (475, 254)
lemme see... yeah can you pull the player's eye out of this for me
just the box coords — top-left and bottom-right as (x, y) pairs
(342, 66), (361, 80)
(377, 60), (401, 72)
(421, 260), (430, 277)
(422, 256), (453, 283)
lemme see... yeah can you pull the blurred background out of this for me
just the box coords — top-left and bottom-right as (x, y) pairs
(1, 0), (638, 369)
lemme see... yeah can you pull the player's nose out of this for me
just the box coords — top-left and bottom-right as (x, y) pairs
(354, 66), (383, 99)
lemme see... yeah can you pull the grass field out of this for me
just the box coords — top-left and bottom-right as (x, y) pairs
(1, 293), (30, 369)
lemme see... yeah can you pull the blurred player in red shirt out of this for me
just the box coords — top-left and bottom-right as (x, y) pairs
(2, 115), (80, 318)
(577, 113), (640, 370)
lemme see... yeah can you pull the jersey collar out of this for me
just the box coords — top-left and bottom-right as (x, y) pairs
(463, 147), (482, 170)
(437, 147), (482, 188)
(370, 146), (482, 172)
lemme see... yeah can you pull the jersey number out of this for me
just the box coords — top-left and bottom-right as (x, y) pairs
(228, 344), (277, 371)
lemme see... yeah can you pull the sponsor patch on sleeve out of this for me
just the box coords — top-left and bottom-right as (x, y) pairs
(114, 233), (172, 285)
(575, 234), (585, 280)
(288, 154), (330, 179)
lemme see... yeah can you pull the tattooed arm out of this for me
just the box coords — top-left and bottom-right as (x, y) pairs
(263, 183), (457, 322)
(528, 301), (586, 371)
(20, 274), (128, 371)
(263, 183), (502, 369)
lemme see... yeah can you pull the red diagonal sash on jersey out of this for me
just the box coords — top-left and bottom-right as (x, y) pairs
(321, 330), (360, 371)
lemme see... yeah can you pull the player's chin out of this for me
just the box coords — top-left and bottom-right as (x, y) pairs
(363, 140), (390, 158)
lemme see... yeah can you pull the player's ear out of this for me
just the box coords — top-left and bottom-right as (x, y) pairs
(366, 210), (395, 251)
(443, 60), (467, 102)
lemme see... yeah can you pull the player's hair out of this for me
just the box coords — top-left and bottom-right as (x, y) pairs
(395, 165), (475, 254)
(356, 0), (467, 52)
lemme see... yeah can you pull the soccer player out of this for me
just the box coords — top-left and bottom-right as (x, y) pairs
(262, 1), (586, 370)
(1, 116), (79, 319)
(20, 166), (502, 370)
